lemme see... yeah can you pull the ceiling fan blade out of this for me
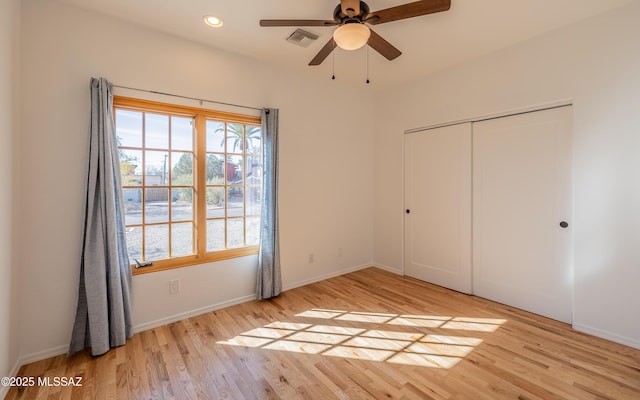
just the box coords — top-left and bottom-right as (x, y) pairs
(309, 38), (336, 66)
(260, 19), (337, 27)
(367, 29), (402, 61)
(367, 0), (450, 25)
(340, 0), (361, 17)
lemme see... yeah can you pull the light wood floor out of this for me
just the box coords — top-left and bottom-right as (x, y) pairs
(7, 267), (640, 399)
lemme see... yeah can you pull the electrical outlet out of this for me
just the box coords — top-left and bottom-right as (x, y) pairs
(170, 279), (180, 294)
(308, 253), (314, 263)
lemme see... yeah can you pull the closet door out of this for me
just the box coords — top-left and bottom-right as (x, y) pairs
(404, 123), (472, 294)
(473, 107), (573, 323)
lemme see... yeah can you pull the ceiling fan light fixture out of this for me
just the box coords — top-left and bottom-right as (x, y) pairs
(333, 23), (370, 50)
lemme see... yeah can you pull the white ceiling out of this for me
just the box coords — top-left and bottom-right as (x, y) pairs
(55, 0), (636, 90)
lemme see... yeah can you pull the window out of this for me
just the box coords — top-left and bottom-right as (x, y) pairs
(114, 97), (262, 274)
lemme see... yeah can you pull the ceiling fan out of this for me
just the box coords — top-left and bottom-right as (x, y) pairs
(260, 0), (451, 66)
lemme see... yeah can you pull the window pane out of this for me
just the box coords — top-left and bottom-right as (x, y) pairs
(123, 188), (142, 225)
(145, 224), (169, 260)
(125, 226), (142, 263)
(227, 218), (244, 248)
(246, 126), (262, 155)
(246, 155), (262, 185)
(226, 123), (244, 154)
(171, 188), (193, 222)
(116, 109), (142, 148)
(207, 219), (225, 252)
(206, 154), (224, 184)
(246, 186), (261, 216)
(120, 149), (142, 186)
(246, 216), (260, 246)
(227, 187), (244, 217)
(145, 151), (168, 185)
(206, 120), (225, 152)
(226, 155), (243, 184)
(145, 113), (169, 149)
(171, 152), (193, 185)
(171, 116), (193, 151)
(172, 222), (193, 257)
(206, 187), (225, 218)
(145, 188), (169, 223)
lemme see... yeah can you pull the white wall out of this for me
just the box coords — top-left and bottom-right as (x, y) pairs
(0, 0), (20, 393)
(373, 2), (640, 348)
(18, 0), (373, 359)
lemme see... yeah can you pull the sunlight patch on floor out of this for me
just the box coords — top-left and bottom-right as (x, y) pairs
(441, 317), (507, 332)
(218, 309), (506, 368)
(296, 309), (506, 332)
(388, 315), (450, 328)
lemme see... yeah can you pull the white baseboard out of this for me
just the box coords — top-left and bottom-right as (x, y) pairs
(572, 323), (640, 350)
(133, 293), (257, 334)
(0, 359), (22, 399)
(2, 342), (70, 399)
(371, 262), (403, 275)
(282, 263), (372, 292)
(16, 344), (69, 368)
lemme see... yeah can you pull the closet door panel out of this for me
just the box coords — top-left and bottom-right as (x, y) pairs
(473, 107), (573, 323)
(404, 123), (472, 294)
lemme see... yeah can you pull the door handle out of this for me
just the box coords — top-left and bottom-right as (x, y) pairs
(559, 221), (569, 228)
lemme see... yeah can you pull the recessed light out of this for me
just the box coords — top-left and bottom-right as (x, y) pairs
(203, 15), (223, 28)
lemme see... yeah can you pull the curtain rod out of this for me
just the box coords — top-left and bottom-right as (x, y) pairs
(112, 84), (263, 112)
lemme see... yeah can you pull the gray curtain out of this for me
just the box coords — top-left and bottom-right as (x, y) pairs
(69, 77), (133, 356)
(257, 108), (281, 299)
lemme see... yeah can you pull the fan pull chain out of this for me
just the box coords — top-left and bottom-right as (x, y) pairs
(366, 46), (370, 84)
(332, 41), (336, 80)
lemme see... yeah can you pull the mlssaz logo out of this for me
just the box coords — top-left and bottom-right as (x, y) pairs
(37, 376), (83, 387)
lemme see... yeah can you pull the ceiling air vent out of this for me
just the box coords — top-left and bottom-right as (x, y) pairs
(285, 28), (319, 48)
